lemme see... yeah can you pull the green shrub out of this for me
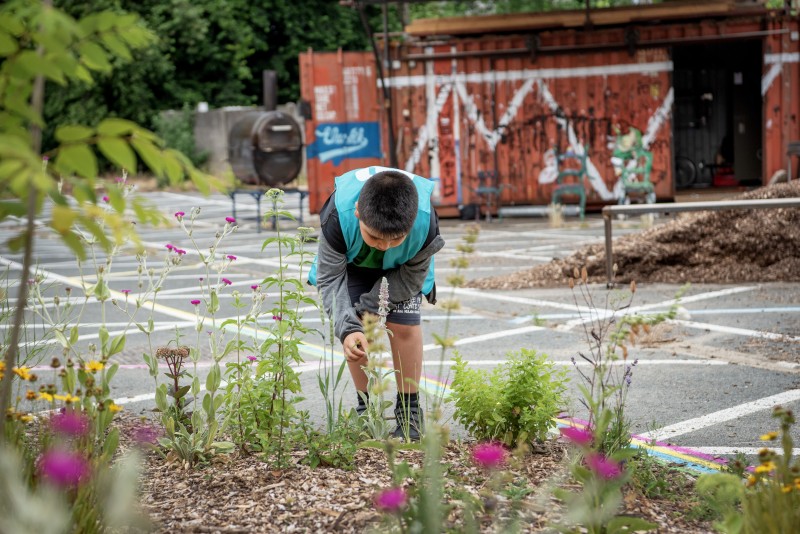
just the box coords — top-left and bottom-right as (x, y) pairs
(153, 104), (209, 171)
(450, 349), (567, 446)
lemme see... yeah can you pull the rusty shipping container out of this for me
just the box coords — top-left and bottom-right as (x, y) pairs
(301, 2), (800, 216)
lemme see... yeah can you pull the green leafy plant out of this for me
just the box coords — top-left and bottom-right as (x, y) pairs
(153, 104), (209, 172)
(450, 349), (567, 447)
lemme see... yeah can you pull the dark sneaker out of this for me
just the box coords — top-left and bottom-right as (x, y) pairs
(355, 403), (368, 417)
(392, 399), (424, 441)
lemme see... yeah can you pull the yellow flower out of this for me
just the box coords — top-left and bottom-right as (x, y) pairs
(18, 414), (33, 423)
(13, 366), (32, 381)
(108, 403), (122, 413)
(25, 390), (37, 401)
(782, 485), (793, 494)
(54, 393), (80, 404)
(760, 431), (779, 441)
(86, 360), (104, 372)
(746, 475), (758, 487)
(37, 392), (54, 402)
(755, 462), (776, 474)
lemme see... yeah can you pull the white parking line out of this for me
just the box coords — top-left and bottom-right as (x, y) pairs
(639, 389), (800, 442)
(440, 286), (591, 313)
(668, 319), (800, 342)
(558, 285), (760, 330)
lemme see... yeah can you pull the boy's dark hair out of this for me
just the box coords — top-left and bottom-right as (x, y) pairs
(357, 171), (419, 238)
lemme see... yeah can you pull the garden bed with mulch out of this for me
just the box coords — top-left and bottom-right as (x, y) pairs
(469, 181), (800, 289)
(116, 414), (717, 533)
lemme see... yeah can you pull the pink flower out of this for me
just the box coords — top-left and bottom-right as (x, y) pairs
(585, 452), (622, 480)
(272, 315), (282, 321)
(102, 195), (109, 203)
(50, 412), (89, 437)
(191, 299), (201, 306)
(247, 355), (257, 362)
(121, 289), (131, 296)
(165, 244), (174, 251)
(227, 255), (237, 261)
(175, 248), (187, 256)
(174, 211), (185, 219)
(222, 278), (232, 286)
(374, 487), (407, 513)
(38, 449), (89, 487)
(472, 442), (506, 469)
(225, 217), (236, 224)
(250, 285), (259, 291)
(559, 426), (593, 447)
(42, 156), (50, 162)
(115, 176), (124, 183)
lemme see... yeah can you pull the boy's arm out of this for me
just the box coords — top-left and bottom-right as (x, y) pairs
(356, 234), (445, 313)
(315, 233), (363, 344)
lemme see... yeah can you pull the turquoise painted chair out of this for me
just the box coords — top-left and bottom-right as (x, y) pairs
(552, 146), (588, 220)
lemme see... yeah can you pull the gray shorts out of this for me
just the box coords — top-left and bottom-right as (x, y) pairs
(347, 268), (421, 326)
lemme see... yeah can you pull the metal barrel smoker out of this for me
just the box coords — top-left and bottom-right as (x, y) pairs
(227, 110), (306, 231)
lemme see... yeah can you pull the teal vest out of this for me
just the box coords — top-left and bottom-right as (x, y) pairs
(308, 166), (436, 295)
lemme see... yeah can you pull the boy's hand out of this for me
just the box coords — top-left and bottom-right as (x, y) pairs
(343, 332), (368, 362)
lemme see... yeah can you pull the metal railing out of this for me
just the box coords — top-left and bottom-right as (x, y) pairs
(602, 198), (800, 287)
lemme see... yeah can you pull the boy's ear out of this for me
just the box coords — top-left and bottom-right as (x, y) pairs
(354, 201), (360, 219)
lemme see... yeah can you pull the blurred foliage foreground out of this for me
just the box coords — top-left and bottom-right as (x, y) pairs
(0, 1), (226, 530)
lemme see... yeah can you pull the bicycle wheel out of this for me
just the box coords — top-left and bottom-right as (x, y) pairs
(675, 157), (696, 189)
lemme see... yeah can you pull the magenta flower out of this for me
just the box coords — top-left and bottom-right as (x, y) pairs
(559, 426), (593, 447)
(50, 412), (89, 437)
(174, 211), (185, 219)
(374, 487), (407, 513)
(472, 442), (506, 469)
(227, 255), (237, 261)
(250, 285), (259, 291)
(272, 314), (282, 321)
(121, 289), (131, 296)
(199, 277), (204, 282)
(225, 217), (236, 224)
(42, 156), (50, 162)
(38, 449), (89, 487)
(115, 176), (124, 183)
(165, 244), (174, 251)
(102, 195), (109, 203)
(247, 355), (257, 362)
(222, 278), (232, 286)
(585, 452), (622, 480)
(191, 299), (201, 306)
(175, 248), (187, 256)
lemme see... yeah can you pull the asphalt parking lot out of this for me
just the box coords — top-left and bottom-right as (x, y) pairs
(3, 189), (798, 472)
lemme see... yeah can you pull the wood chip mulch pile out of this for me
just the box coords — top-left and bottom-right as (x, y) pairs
(469, 181), (800, 289)
(115, 415), (716, 533)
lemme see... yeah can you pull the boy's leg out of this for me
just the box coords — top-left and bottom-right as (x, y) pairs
(385, 322), (423, 393)
(347, 355), (369, 392)
(386, 320), (424, 441)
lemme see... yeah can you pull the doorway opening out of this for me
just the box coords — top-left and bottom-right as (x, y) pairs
(672, 41), (762, 190)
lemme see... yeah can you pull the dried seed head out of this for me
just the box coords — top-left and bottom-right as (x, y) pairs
(581, 266), (588, 283)
(621, 345), (628, 359)
(573, 267), (580, 279)
(568, 277), (575, 289)
(630, 280), (637, 293)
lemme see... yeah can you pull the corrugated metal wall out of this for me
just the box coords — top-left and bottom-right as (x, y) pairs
(390, 38), (674, 213)
(300, 13), (799, 214)
(299, 50), (382, 213)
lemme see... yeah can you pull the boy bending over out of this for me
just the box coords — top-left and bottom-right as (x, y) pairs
(308, 167), (445, 440)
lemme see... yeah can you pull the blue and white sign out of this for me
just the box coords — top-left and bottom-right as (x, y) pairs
(306, 122), (381, 166)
